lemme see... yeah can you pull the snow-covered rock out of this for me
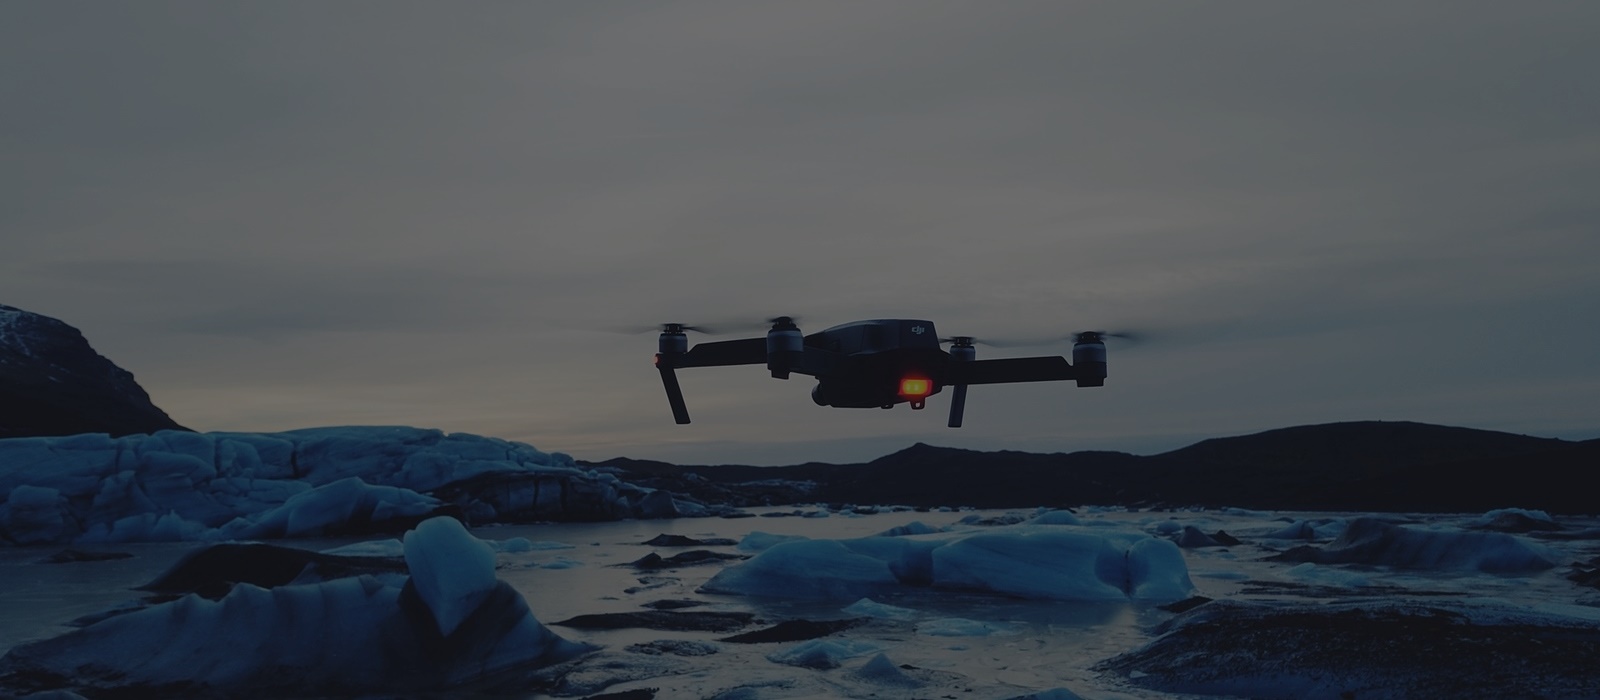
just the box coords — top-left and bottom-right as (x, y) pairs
(766, 639), (883, 669)
(0, 427), (673, 545)
(1270, 517), (1561, 572)
(1469, 507), (1562, 533)
(1097, 599), (1600, 699)
(850, 652), (923, 687)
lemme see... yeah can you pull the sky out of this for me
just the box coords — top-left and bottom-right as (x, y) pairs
(4, 2), (1598, 465)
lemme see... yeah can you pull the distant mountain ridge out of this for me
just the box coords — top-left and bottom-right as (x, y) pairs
(3, 302), (1589, 514)
(588, 421), (1597, 515)
(1152, 421), (1570, 471)
(0, 304), (187, 439)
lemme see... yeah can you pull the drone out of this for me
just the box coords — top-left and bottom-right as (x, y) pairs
(653, 317), (1122, 428)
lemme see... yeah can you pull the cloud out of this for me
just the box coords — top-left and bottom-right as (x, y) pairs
(3, 2), (1597, 463)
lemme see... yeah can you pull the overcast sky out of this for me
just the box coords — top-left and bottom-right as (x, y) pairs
(4, 2), (1597, 464)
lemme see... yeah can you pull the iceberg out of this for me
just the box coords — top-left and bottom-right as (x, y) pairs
(703, 522), (1195, 602)
(0, 516), (592, 696)
(0, 427), (681, 545)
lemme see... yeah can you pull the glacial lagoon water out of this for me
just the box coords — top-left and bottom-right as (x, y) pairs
(4, 506), (1598, 699)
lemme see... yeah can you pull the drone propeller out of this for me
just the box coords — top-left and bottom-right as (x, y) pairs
(658, 322), (722, 335)
(611, 317), (775, 335)
(601, 322), (719, 335)
(622, 315), (805, 335)
(944, 330), (1145, 348)
(1072, 330), (1142, 344)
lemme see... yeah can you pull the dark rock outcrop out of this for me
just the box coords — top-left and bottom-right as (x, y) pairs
(1569, 556), (1600, 591)
(718, 618), (868, 644)
(139, 542), (407, 599)
(552, 611), (755, 632)
(628, 550), (746, 569)
(1173, 526), (1235, 548)
(1096, 599), (1600, 699)
(641, 534), (737, 547)
(0, 304), (186, 439)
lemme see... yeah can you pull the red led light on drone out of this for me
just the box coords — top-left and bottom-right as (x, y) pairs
(898, 376), (932, 399)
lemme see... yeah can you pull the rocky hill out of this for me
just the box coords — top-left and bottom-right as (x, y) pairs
(0, 304), (187, 439)
(589, 421), (1597, 514)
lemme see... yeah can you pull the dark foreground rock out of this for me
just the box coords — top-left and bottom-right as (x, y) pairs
(624, 640), (719, 656)
(1095, 599), (1600, 699)
(1474, 510), (1564, 533)
(1569, 556), (1600, 591)
(628, 550), (747, 569)
(552, 611), (756, 632)
(139, 542), (406, 599)
(719, 618), (869, 644)
(1172, 526), (1241, 548)
(640, 599), (705, 610)
(582, 689), (657, 700)
(641, 534), (737, 547)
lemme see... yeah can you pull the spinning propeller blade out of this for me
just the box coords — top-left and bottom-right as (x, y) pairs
(942, 330), (1146, 347)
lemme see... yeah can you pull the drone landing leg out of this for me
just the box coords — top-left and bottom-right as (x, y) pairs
(947, 384), (969, 428)
(657, 365), (691, 424)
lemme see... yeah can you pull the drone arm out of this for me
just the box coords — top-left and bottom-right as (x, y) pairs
(674, 338), (767, 368)
(945, 356), (1077, 385)
(654, 337), (774, 424)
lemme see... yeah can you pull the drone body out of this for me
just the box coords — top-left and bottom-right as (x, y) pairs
(654, 317), (1110, 427)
